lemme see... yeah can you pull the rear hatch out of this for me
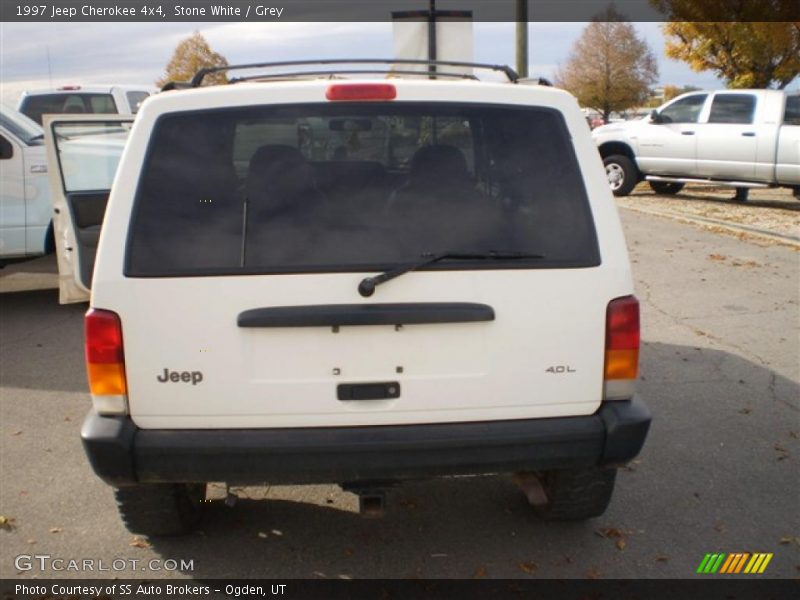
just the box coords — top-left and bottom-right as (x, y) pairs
(97, 82), (626, 428)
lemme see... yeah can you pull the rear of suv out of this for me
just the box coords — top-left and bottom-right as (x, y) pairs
(44, 60), (650, 536)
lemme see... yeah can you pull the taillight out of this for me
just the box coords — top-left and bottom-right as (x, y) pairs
(604, 295), (639, 400)
(85, 308), (127, 413)
(326, 83), (396, 101)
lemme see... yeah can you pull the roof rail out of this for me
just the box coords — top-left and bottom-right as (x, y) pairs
(182, 59), (520, 87)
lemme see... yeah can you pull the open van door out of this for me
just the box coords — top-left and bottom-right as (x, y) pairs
(43, 115), (133, 303)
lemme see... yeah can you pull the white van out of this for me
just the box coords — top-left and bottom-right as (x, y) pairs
(0, 106), (52, 263)
(18, 84), (155, 126)
(44, 60), (651, 536)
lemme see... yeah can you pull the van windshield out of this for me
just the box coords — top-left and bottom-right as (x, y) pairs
(126, 102), (599, 276)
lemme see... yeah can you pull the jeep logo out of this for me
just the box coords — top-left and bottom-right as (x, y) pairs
(157, 369), (203, 385)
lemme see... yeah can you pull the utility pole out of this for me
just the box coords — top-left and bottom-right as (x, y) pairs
(516, 0), (528, 79)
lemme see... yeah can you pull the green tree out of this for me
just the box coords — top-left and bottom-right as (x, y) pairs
(156, 31), (229, 88)
(654, 1), (800, 89)
(555, 6), (659, 122)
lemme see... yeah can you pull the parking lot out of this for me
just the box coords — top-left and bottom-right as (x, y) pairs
(0, 190), (798, 579)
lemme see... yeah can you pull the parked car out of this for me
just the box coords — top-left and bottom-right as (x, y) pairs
(18, 84), (155, 125)
(0, 105), (52, 264)
(44, 59), (650, 536)
(592, 90), (800, 198)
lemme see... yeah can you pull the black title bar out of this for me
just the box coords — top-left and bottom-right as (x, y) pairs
(1, 0), (798, 22)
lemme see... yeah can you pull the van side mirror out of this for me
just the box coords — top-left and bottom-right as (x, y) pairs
(650, 109), (663, 124)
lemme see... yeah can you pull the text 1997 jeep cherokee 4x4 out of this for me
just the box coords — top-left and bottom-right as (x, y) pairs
(44, 60), (650, 535)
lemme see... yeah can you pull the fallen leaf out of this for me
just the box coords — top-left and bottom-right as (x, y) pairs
(708, 254), (727, 261)
(595, 527), (624, 539)
(0, 516), (16, 531)
(738, 408), (752, 414)
(789, 431), (798, 439)
(779, 536), (800, 547)
(27, 539), (36, 544)
(586, 568), (602, 579)
(473, 566), (486, 579)
(518, 561), (537, 574)
(129, 537), (150, 548)
(654, 555), (670, 563)
(49, 527), (62, 534)
(64, 416), (72, 422)
(714, 523), (727, 533)
(774, 443), (789, 453)
(344, 548), (354, 556)
(616, 538), (627, 551)
(10, 431), (22, 436)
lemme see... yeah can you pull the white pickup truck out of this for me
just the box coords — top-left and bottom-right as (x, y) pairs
(592, 89), (800, 199)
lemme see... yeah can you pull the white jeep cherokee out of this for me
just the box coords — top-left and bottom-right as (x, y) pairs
(45, 60), (650, 536)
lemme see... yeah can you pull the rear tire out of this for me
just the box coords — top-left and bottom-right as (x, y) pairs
(649, 181), (684, 195)
(532, 467), (617, 521)
(603, 155), (638, 197)
(114, 483), (205, 536)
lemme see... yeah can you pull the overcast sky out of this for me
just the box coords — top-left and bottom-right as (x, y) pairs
(1, 21), (797, 107)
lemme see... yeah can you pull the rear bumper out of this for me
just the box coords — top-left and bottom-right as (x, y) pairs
(81, 397), (651, 486)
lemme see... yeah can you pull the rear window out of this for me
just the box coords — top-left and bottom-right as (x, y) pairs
(785, 95), (800, 126)
(126, 91), (150, 113)
(126, 102), (599, 277)
(20, 93), (118, 125)
(708, 94), (756, 124)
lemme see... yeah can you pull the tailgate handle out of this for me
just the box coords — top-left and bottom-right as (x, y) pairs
(338, 382), (401, 401)
(237, 303), (495, 328)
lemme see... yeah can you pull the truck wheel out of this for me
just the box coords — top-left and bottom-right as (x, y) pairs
(532, 467), (617, 521)
(792, 187), (800, 200)
(603, 155), (638, 197)
(114, 483), (205, 536)
(649, 181), (684, 195)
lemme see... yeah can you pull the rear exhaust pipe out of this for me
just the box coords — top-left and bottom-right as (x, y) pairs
(513, 472), (548, 507)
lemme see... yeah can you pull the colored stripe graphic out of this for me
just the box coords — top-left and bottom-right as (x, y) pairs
(697, 554), (713, 573)
(699, 552), (773, 574)
(757, 554), (773, 574)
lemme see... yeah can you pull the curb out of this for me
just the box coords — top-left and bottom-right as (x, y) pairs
(617, 202), (800, 248)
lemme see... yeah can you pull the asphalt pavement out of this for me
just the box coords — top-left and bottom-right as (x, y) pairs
(0, 207), (798, 579)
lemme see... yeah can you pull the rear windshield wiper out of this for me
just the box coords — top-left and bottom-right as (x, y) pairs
(358, 250), (545, 297)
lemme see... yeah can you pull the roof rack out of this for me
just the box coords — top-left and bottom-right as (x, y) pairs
(179, 59), (520, 88)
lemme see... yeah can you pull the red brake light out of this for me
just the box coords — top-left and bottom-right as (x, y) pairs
(58, 85), (81, 91)
(326, 83), (396, 102)
(85, 308), (124, 364)
(604, 296), (640, 383)
(85, 308), (127, 402)
(606, 296), (640, 350)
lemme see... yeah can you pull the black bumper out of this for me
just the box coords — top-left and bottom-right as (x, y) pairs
(81, 397), (651, 486)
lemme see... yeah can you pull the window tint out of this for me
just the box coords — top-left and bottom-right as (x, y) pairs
(20, 93), (118, 125)
(127, 103), (599, 276)
(784, 95), (800, 125)
(126, 91), (150, 113)
(708, 94), (756, 124)
(659, 94), (707, 124)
